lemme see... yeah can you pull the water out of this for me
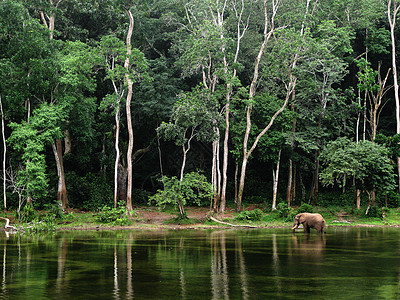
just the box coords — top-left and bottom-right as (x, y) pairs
(0, 227), (399, 299)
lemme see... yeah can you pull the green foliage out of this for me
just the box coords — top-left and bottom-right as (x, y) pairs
(17, 203), (37, 222)
(157, 86), (221, 147)
(43, 202), (65, 219)
(320, 138), (396, 193)
(96, 201), (132, 225)
(296, 203), (314, 214)
(275, 203), (292, 218)
(148, 172), (213, 214)
(25, 218), (55, 233)
(365, 206), (383, 219)
(235, 208), (263, 222)
(66, 172), (113, 211)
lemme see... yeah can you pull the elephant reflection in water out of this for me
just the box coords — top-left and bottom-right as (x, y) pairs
(291, 234), (326, 259)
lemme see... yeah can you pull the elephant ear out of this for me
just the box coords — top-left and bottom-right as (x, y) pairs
(298, 214), (305, 223)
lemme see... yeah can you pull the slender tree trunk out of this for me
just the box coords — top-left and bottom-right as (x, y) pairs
(0, 96), (6, 210)
(287, 159), (293, 207)
(124, 9), (134, 212)
(237, 0), (279, 211)
(234, 162), (239, 206)
(388, 0), (400, 193)
(272, 149), (282, 210)
(114, 108), (120, 208)
(292, 164), (296, 204)
(220, 93), (230, 213)
(52, 140), (68, 210)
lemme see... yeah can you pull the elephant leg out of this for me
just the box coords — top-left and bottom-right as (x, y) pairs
(303, 224), (310, 233)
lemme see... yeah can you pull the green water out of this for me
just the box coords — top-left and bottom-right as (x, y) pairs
(0, 228), (399, 299)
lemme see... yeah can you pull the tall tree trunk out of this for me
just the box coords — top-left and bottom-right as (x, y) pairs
(287, 159), (293, 207)
(212, 136), (221, 212)
(124, 9), (134, 212)
(52, 140), (68, 210)
(0, 96), (6, 210)
(272, 149), (282, 210)
(388, 0), (400, 193)
(113, 108), (120, 208)
(220, 93), (230, 213)
(41, 0), (69, 209)
(237, 0), (279, 211)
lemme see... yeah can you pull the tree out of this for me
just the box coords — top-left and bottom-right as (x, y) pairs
(320, 137), (396, 209)
(98, 35), (127, 208)
(173, 0), (248, 213)
(356, 59), (391, 142)
(388, 0), (400, 192)
(157, 87), (219, 216)
(236, 0), (313, 211)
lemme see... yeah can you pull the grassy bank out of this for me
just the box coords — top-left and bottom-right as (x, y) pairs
(1, 203), (400, 232)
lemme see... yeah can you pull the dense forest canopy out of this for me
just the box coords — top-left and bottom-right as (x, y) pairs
(1, 0), (400, 214)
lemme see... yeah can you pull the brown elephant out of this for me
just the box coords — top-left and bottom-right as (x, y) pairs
(292, 213), (326, 233)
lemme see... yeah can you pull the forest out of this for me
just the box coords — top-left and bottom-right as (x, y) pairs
(1, 0), (400, 217)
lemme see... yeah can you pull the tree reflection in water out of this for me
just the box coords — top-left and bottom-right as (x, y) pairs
(1, 228), (400, 299)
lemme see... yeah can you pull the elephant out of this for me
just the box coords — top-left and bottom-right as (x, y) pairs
(292, 213), (326, 234)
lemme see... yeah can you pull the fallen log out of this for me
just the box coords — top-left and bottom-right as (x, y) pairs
(209, 216), (259, 228)
(0, 217), (17, 231)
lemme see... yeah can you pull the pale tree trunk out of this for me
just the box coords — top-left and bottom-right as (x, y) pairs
(237, 0), (309, 211)
(271, 149), (281, 210)
(237, 0), (280, 211)
(219, 0), (248, 213)
(40, 0), (65, 39)
(388, 0), (400, 193)
(52, 140), (68, 210)
(212, 136), (221, 212)
(113, 108), (120, 208)
(369, 64), (391, 142)
(178, 128), (196, 217)
(25, 98), (33, 205)
(286, 103), (296, 207)
(286, 159), (293, 207)
(124, 9), (134, 212)
(0, 96), (6, 210)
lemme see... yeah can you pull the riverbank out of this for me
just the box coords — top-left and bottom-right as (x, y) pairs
(2, 205), (400, 232)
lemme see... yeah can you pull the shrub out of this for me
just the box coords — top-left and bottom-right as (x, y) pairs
(275, 203), (296, 222)
(148, 172), (213, 218)
(297, 202), (314, 214)
(17, 203), (37, 222)
(235, 208), (263, 222)
(43, 202), (65, 219)
(96, 201), (132, 225)
(276, 203), (291, 218)
(366, 205), (382, 219)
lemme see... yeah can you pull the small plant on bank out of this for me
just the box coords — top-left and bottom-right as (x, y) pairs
(17, 203), (37, 222)
(296, 202), (314, 214)
(96, 201), (132, 225)
(365, 205), (383, 219)
(235, 208), (264, 222)
(148, 172), (213, 219)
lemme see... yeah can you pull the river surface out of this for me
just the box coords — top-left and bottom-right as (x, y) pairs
(0, 227), (399, 299)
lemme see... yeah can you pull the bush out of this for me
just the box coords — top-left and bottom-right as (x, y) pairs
(297, 202), (314, 214)
(366, 205), (383, 219)
(44, 202), (65, 219)
(275, 203), (297, 222)
(96, 201), (132, 225)
(148, 172), (213, 217)
(235, 208), (263, 222)
(276, 203), (292, 218)
(66, 172), (113, 210)
(17, 203), (37, 222)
